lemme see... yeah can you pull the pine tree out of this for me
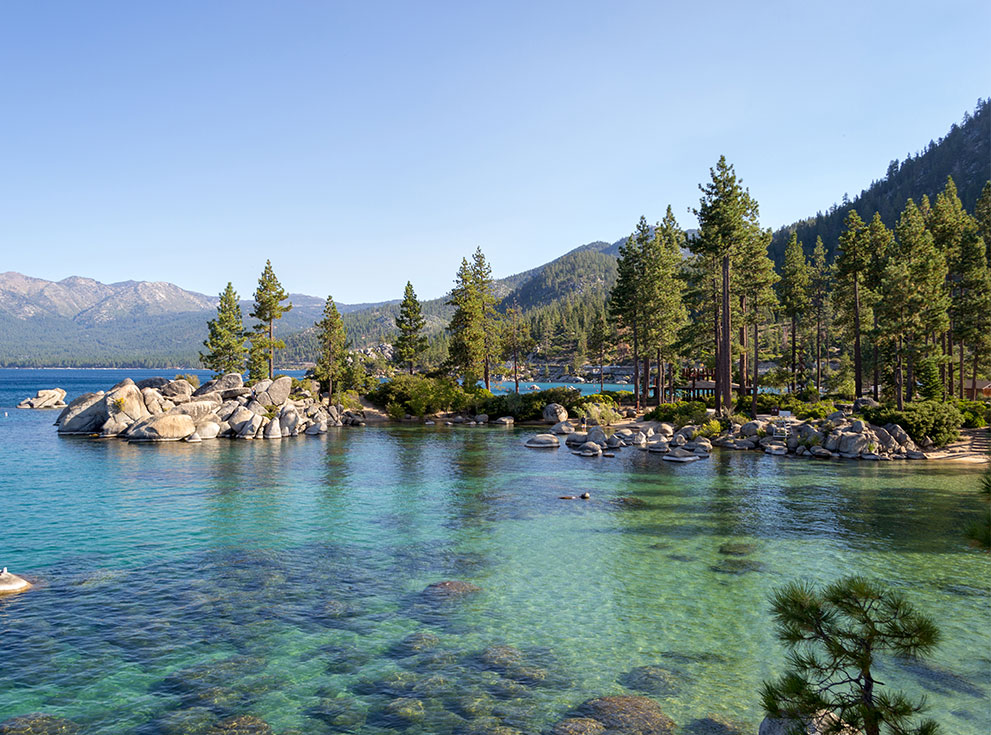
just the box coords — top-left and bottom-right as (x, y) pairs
(693, 157), (761, 412)
(200, 282), (246, 376)
(393, 281), (427, 374)
(761, 576), (940, 735)
(587, 310), (612, 394)
(736, 223), (778, 415)
(780, 233), (811, 393)
(951, 225), (991, 400)
(609, 219), (648, 410)
(864, 214), (893, 401)
(808, 237), (831, 394)
(650, 206), (688, 405)
(471, 247), (500, 390)
(249, 260), (293, 380)
(245, 328), (269, 385)
(932, 177), (970, 397)
(975, 181), (991, 264)
(835, 210), (869, 397)
(447, 257), (485, 387)
(502, 305), (535, 394)
(314, 295), (347, 400)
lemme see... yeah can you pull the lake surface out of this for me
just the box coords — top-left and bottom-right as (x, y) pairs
(1, 369), (988, 734)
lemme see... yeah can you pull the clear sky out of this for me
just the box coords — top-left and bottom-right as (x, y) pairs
(1, 1), (988, 304)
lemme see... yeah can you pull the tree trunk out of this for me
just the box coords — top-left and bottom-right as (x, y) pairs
(655, 349), (662, 406)
(484, 356), (490, 391)
(513, 343), (519, 394)
(633, 323), (640, 412)
(948, 331), (955, 399)
(940, 330), (947, 399)
(872, 312), (880, 401)
(643, 354), (651, 407)
(713, 284), (721, 413)
(853, 276), (863, 397)
(660, 358), (666, 405)
(959, 340), (965, 399)
(599, 346), (604, 394)
(972, 347), (980, 400)
(816, 309), (823, 395)
(721, 255), (732, 411)
(739, 295), (747, 398)
(268, 319), (274, 380)
(752, 321), (759, 417)
(895, 337), (904, 410)
(791, 313), (797, 393)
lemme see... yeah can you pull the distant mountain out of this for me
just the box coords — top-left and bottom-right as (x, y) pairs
(770, 98), (990, 264)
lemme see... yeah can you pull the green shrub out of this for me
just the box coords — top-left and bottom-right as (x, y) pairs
(728, 413), (751, 427)
(644, 400), (709, 427)
(368, 375), (471, 416)
(175, 373), (200, 388)
(952, 399), (990, 428)
(794, 401), (834, 420)
(386, 401), (405, 421)
(335, 389), (363, 411)
(697, 418), (723, 438)
(291, 377), (319, 397)
(861, 401), (964, 447)
(481, 387), (583, 421)
(575, 403), (623, 426)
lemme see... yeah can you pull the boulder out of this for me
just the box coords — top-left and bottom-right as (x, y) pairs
(57, 392), (108, 434)
(305, 420), (328, 435)
(524, 434), (560, 449)
(543, 403), (569, 423)
(494, 416), (514, 425)
(474, 414), (489, 424)
(759, 711), (857, 735)
(810, 446), (833, 459)
(279, 407), (301, 436)
(576, 441), (602, 456)
(197, 421), (222, 440)
(16, 388), (67, 409)
(263, 417), (283, 440)
(420, 580), (481, 601)
(576, 696), (676, 735)
(587, 427), (608, 446)
(565, 432), (588, 446)
(126, 414), (197, 442)
(141, 388), (169, 415)
(606, 434), (624, 448)
(619, 665), (679, 695)
(741, 420), (762, 437)
(734, 439), (756, 450)
(235, 412), (265, 439)
(837, 432), (869, 456)
(647, 441), (670, 453)
(227, 407), (256, 434)
(135, 376), (170, 390)
(849, 419), (866, 433)
(255, 376), (292, 407)
(765, 445), (788, 456)
(0, 715), (80, 734)
(656, 423), (675, 437)
(853, 396), (879, 413)
(551, 420), (575, 435)
(551, 718), (607, 735)
(160, 379), (194, 401)
(663, 447), (699, 463)
(0, 568), (32, 595)
(885, 423), (911, 445)
(194, 372), (243, 397)
(827, 410), (845, 422)
(171, 400), (221, 421)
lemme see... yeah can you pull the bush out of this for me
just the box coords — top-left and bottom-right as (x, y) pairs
(861, 400), (964, 447)
(793, 401), (834, 420)
(386, 401), (405, 421)
(696, 418), (723, 438)
(734, 393), (834, 419)
(953, 398), (990, 428)
(336, 389), (363, 412)
(481, 387), (584, 421)
(574, 403), (623, 426)
(175, 373), (200, 388)
(367, 375), (471, 417)
(291, 377), (319, 398)
(644, 400), (709, 427)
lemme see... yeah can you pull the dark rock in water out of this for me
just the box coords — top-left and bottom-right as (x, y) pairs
(155, 707), (217, 735)
(717, 542), (756, 556)
(486, 675), (529, 699)
(310, 697), (367, 729)
(451, 691), (496, 718)
(479, 645), (524, 671)
(647, 542), (673, 550)
(660, 651), (727, 665)
(458, 716), (522, 735)
(505, 664), (548, 686)
(411, 673), (450, 697)
(384, 697), (425, 723)
(619, 665), (679, 695)
(321, 599), (358, 618)
(353, 669), (420, 697)
(550, 718), (606, 735)
(422, 580), (482, 601)
(0, 715), (80, 735)
(321, 642), (372, 673)
(207, 715), (272, 734)
(666, 554), (695, 563)
(614, 497), (648, 509)
(409, 648), (461, 670)
(391, 630), (440, 657)
(683, 715), (745, 734)
(189, 685), (243, 712)
(576, 696), (676, 734)
(709, 559), (764, 575)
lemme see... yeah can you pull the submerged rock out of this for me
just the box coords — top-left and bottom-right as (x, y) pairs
(525, 434), (560, 449)
(421, 580), (481, 601)
(576, 696), (676, 734)
(479, 645), (524, 671)
(0, 715), (80, 734)
(550, 717), (606, 735)
(683, 715), (745, 734)
(717, 542), (756, 556)
(619, 665), (679, 695)
(207, 715), (273, 734)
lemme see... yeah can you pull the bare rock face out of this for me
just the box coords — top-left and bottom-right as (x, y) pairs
(193, 372), (243, 397)
(160, 379), (194, 402)
(125, 413), (196, 442)
(105, 380), (150, 424)
(57, 391), (108, 434)
(254, 376), (292, 407)
(16, 388), (67, 409)
(543, 403), (569, 423)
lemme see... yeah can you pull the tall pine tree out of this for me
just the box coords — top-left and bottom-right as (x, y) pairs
(200, 282), (246, 376)
(808, 237), (831, 394)
(835, 211), (869, 397)
(447, 257), (486, 387)
(780, 233), (811, 393)
(393, 281), (427, 374)
(249, 260), (293, 380)
(314, 295), (347, 400)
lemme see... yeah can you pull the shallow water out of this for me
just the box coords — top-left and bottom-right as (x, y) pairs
(0, 370), (988, 734)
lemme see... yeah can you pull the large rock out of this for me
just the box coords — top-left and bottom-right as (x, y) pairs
(576, 696), (676, 735)
(0, 568), (32, 595)
(57, 392), (108, 434)
(197, 421), (222, 440)
(576, 441), (602, 456)
(103, 380), (150, 424)
(0, 714), (80, 734)
(142, 388), (169, 415)
(255, 376), (292, 407)
(171, 400), (221, 421)
(853, 396), (879, 413)
(160, 379), (194, 401)
(263, 417), (283, 439)
(741, 420), (762, 437)
(543, 403), (569, 423)
(135, 376), (169, 390)
(565, 432), (588, 446)
(193, 372), (244, 397)
(552, 420), (575, 435)
(587, 427), (608, 446)
(16, 388), (67, 409)
(837, 432), (869, 456)
(126, 414), (196, 442)
(758, 711), (857, 735)
(493, 416), (514, 425)
(525, 434), (560, 448)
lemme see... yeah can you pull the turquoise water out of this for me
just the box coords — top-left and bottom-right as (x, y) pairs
(0, 370), (988, 734)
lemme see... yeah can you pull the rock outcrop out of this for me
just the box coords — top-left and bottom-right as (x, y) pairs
(16, 388), (67, 409)
(55, 373), (362, 444)
(543, 403), (569, 423)
(0, 568), (32, 595)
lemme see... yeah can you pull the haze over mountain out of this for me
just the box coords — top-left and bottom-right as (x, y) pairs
(2, 102), (986, 368)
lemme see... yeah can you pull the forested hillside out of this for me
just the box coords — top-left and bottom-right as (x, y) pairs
(771, 98), (989, 263)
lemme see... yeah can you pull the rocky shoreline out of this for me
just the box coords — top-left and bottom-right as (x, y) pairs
(49, 373), (366, 442)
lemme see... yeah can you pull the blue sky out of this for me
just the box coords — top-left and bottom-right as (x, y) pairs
(1, 1), (988, 304)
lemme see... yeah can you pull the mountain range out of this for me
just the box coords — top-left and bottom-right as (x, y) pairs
(2, 100), (986, 368)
